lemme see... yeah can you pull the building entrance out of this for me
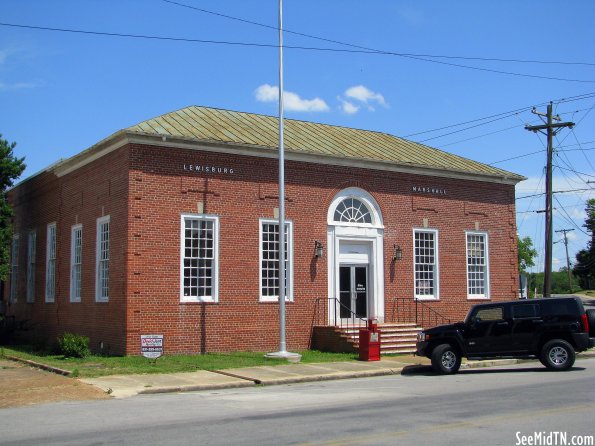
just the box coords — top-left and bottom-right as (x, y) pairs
(339, 265), (368, 319)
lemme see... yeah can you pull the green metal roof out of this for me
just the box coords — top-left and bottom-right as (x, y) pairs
(125, 105), (524, 182)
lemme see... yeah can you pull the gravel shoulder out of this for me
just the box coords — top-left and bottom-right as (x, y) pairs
(0, 358), (109, 408)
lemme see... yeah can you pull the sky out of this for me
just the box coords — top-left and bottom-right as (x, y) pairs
(1, 0), (594, 277)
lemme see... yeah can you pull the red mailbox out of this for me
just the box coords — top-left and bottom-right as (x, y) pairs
(359, 319), (381, 361)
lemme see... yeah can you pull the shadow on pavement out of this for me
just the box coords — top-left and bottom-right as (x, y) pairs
(401, 364), (586, 377)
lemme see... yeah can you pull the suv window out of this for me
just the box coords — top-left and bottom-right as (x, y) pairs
(474, 306), (504, 322)
(542, 300), (578, 317)
(513, 304), (539, 319)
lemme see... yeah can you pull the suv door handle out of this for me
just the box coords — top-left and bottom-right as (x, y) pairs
(496, 321), (509, 326)
(532, 319), (544, 323)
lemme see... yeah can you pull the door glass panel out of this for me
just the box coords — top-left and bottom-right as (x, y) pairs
(354, 267), (367, 318)
(339, 266), (351, 318)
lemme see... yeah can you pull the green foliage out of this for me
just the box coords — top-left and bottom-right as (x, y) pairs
(573, 199), (595, 289)
(57, 333), (91, 358)
(527, 269), (582, 296)
(517, 235), (537, 273)
(0, 134), (26, 281)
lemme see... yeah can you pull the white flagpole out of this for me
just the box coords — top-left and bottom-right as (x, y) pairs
(266, 0), (300, 362)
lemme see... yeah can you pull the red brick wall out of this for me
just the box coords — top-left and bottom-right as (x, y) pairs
(6, 148), (129, 354)
(5, 141), (519, 355)
(125, 143), (518, 355)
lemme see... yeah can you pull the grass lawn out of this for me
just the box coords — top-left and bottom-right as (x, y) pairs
(0, 346), (358, 378)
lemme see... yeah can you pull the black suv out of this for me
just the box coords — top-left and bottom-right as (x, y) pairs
(416, 297), (595, 374)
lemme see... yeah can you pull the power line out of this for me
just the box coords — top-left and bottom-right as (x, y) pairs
(403, 92), (595, 139)
(417, 113), (525, 143)
(2, 20), (595, 85)
(439, 123), (522, 148)
(161, 0), (595, 67)
(489, 150), (544, 165)
(554, 196), (589, 236)
(516, 188), (593, 200)
(555, 164), (595, 179)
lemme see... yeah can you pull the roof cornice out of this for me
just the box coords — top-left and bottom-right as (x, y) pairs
(53, 131), (524, 185)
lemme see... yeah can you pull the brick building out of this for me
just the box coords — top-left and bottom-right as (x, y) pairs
(4, 106), (524, 355)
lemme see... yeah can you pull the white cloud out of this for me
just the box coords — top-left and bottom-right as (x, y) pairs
(396, 7), (425, 26)
(0, 81), (37, 91)
(338, 97), (359, 115)
(566, 230), (578, 241)
(0, 49), (9, 65)
(254, 84), (329, 112)
(345, 85), (387, 107)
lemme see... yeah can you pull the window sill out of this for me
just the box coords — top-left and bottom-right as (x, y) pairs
(415, 296), (439, 301)
(467, 296), (490, 300)
(180, 297), (218, 304)
(259, 298), (294, 303)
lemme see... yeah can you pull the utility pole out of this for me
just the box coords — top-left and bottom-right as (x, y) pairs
(525, 102), (574, 297)
(555, 228), (574, 291)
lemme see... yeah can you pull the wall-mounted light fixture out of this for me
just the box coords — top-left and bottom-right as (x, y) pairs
(315, 241), (324, 258)
(393, 244), (403, 261)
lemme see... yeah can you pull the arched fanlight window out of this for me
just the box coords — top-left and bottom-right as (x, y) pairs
(333, 198), (373, 224)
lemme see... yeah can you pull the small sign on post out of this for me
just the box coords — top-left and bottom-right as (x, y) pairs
(141, 334), (164, 360)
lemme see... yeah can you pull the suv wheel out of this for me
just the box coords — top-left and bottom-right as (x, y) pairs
(541, 340), (575, 371)
(431, 344), (461, 374)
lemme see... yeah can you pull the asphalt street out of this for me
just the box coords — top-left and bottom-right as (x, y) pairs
(2, 357), (595, 446)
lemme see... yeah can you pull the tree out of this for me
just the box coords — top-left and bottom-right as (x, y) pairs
(573, 199), (595, 289)
(0, 135), (26, 280)
(517, 235), (537, 273)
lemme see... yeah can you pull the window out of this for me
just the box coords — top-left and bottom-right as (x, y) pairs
(466, 232), (489, 299)
(260, 219), (293, 302)
(513, 304), (539, 319)
(45, 223), (56, 303)
(70, 224), (82, 302)
(474, 306), (504, 322)
(95, 216), (110, 302)
(180, 214), (219, 303)
(10, 235), (19, 303)
(26, 231), (36, 303)
(414, 229), (439, 299)
(333, 198), (372, 224)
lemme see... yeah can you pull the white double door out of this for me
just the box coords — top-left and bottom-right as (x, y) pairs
(337, 241), (371, 321)
(339, 264), (368, 319)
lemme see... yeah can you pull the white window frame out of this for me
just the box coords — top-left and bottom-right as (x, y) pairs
(413, 228), (439, 301)
(95, 215), (110, 302)
(45, 222), (57, 303)
(179, 213), (219, 303)
(10, 235), (19, 303)
(70, 224), (83, 303)
(466, 231), (490, 300)
(259, 218), (293, 302)
(26, 230), (36, 303)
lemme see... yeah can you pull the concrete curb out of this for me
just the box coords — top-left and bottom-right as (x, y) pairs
(4, 355), (72, 376)
(138, 381), (255, 395)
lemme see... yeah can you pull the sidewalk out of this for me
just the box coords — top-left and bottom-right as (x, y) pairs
(80, 355), (427, 398)
(83, 350), (595, 399)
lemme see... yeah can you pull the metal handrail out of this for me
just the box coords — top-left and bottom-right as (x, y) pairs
(314, 298), (367, 330)
(390, 297), (451, 328)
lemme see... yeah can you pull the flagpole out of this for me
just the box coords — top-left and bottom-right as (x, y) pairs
(266, 0), (300, 362)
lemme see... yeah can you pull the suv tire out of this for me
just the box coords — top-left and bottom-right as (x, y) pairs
(586, 309), (595, 337)
(431, 344), (461, 374)
(541, 340), (575, 371)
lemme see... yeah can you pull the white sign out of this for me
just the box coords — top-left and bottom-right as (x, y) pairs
(141, 334), (164, 359)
